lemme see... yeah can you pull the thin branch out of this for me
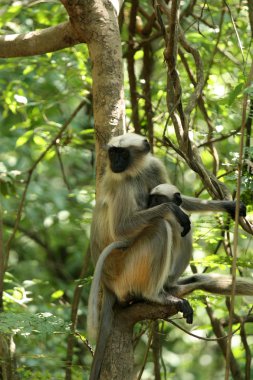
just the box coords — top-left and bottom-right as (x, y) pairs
(127, 0), (140, 133)
(138, 7), (160, 31)
(168, 319), (240, 342)
(240, 322), (251, 380)
(156, 0), (185, 142)
(0, 205), (4, 311)
(178, 48), (219, 174)
(0, 22), (80, 58)
(142, 29), (154, 149)
(223, 1), (245, 64)
(151, 321), (161, 380)
(179, 26), (204, 129)
(55, 144), (71, 191)
(65, 246), (91, 380)
(198, 128), (241, 148)
(203, 8), (225, 86)
(136, 326), (153, 380)
(4, 220), (49, 251)
(248, 0), (253, 38)
(225, 59), (253, 380)
(5, 100), (86, 269)
(206, 304), (243, 380)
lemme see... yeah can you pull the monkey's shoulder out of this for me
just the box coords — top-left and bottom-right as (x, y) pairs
(140, 156), (168, 188)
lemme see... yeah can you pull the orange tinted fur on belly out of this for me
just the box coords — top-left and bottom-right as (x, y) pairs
(102, 246), (152, 302)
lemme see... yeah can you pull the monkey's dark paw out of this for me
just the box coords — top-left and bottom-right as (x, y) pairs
(181, 220), (191, 237)
(169, 204), (191, 236)
(227, 201), (247, 219)
(177, 298), (193, 324)
(239, 202), (247, 217)
(178, 213), (191, 237)
(164, 293), (193, 324)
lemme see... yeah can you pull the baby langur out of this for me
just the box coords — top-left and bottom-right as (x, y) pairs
(149, 183), (253, 298)
(88, 184), (191, 347)
(87, 133), (250, 380)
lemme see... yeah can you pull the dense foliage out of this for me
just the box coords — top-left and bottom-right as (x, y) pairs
(0, 1), (253, 379)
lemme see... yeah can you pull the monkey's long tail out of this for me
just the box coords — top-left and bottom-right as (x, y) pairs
(171, 274), (253, 297)
(89, 288), (116, 380)
(87, 240), (130, 341)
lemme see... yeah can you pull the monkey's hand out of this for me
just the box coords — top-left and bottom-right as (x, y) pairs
(225, 201), (247, 219)
(168, 204), (191, 237)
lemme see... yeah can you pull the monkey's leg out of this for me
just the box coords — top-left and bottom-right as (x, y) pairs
(169, 274), (253, 297)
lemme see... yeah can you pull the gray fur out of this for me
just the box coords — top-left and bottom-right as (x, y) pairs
(87, 133), (251, 380)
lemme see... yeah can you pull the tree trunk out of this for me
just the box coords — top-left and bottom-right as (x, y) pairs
(61, 0), (125, 192)
(100, 312), (135, 380)
(99, 301), (187, 379)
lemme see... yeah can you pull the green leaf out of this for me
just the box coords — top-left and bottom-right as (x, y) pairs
(0, 312), (70, 337)
(16, 131), (33, 147)
(51, 290), (64, 300)
(228, 83), (244, 105)
(33, 135), (47, 146)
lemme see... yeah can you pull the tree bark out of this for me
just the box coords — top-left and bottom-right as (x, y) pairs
(0, 22), (79, 57)
(99, 301), (186, 380)
(61, 0), (125, 192)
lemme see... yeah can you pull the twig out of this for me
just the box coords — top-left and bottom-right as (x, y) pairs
(4, 220), (49, 251)
(204, 8), (225, 86)
(198, 128), (241, 147)
(179, 26), (204, 129)
(206, 304), (243, 380)
(151, 321), (161, 380)
(0, 205), (4, 311)
(65, 245), (91, 380)
(240, 321), (251, 380)
(5, 100), (86, 270)
(143, 37), (154, 150)
(136, 324), (153, 380)
(223, 1), (245, 64)
(74, 331), (94, 356)
(225, 60), (253, 380)
(127, 0), (140, 134)
(168, 319), (240, 342)
(55, 144), (71, 191)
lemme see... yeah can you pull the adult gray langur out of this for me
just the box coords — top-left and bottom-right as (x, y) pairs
(88, 183), (191, 342)
(88, 133), (251, 380)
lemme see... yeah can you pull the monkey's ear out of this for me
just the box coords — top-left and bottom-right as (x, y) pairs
(173, 192), (182, 206)
(143, 139), (151, 153)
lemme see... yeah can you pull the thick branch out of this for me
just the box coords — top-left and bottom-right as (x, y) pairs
(100, 301), (184, 380)
(0, 22), (80, 58)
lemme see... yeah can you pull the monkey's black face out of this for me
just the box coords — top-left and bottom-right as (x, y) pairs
(108, 147), (131, 173)
(108, 139), (151, 173)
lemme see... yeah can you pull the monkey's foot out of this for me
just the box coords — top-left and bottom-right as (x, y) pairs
(164, 293), (193, 324)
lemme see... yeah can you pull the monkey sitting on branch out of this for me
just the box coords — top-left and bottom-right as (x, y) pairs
(88, 133), (251, 380)
(88, 183), (193, 340)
